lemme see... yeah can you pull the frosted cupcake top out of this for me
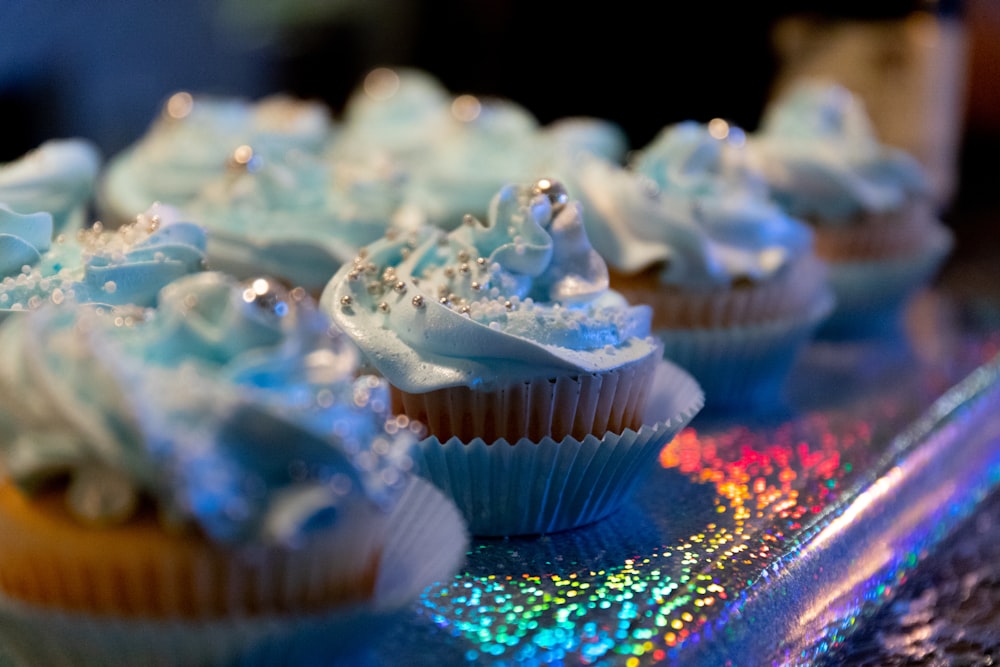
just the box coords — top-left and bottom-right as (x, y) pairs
(102, 92), (332, 219)
(0, 272), (416, 545)
(322, 180), (657, 392)
(184, 147), (403, 291)
(563, 137), (812, 290)
(0, 203), (207, 315)
(750, 80), (928, 221)
(0, 139), (101, 232)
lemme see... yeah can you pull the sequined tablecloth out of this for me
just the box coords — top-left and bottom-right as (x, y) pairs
(344, 290), (1000, 666)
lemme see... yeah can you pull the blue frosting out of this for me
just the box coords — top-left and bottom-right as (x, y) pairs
(0, 139), (101, 232)
(0, 205), (52, 277)
(752, 81), (929, 221)
(0, 205), (207, 314)
(0, 272), (415, 545)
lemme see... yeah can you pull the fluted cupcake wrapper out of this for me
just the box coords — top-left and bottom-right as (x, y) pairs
(0, 484), (387, 617)
(0, 478), (468, 667)
(614, 256), (829, 330)
(411, 360), (703, 537)
(818, 224), (954, 339)
(393, 351), (660, 444)
(656, 292), (834, 412)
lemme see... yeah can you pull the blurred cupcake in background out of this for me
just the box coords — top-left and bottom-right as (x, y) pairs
(749, 80), (953, 338)
(100, 92), (332, 225)
(0, 139), (101, 234)
(561, 120), (832, 411)
(331, 67), (630, 231)
(184, 144), (406, 295)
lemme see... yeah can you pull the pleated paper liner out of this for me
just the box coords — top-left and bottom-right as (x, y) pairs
(0, 477), (468, 667)
(0, 484), (386, 616)
(391, 350), (659, 443)
(611, 255), (829, 329)
(656, 291), (835, 412)
(818, 223), (954, 340)
(809, 202), (944, 261)
(411, 360), (704, 537)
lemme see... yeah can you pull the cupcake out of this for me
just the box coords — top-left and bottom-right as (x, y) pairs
(750, 80), (953, 337)
(322, 180), (703, 536)
(0, 203), (207, 319)
(183, 145), (405, 294)
(336, 67), (634, 231)
(559, 121), (832, 411)
(0, 139), (101, 234)
(100, 92), (332, 225)
(0, 272), (466, 665)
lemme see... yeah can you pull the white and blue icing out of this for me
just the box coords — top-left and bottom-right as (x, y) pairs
(0, 272), (415, 545)
(0, 206), (53, 278)
(555, 123), (813, 289)
(0, 204), (207, 314)
(0, 139), (101, 233)
(750, 81), (929, 221)
(322, 181), (658, 393)
(101, 92), (332, 222)
(185, 148), (404, 292)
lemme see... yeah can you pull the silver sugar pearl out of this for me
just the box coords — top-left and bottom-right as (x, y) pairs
(378, 301), (390, 312)
(66, 466), (139, 525)
(241, 277), (293, 318)
(412, 295), (425, 308)
(532, 178), (569, 213)
(476, 257), (487, 266)
(393, 281), (407, 294)
(340, 295), (353, 306)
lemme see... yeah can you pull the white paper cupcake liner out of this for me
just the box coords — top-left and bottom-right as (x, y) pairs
(615, 256), (828, 330)
(392, 351), (658, 443)
(819, 224), (953, 340)
(0, 477), (467, 667)
(656, 291), (834, 411)
(411, 360), (703, 537)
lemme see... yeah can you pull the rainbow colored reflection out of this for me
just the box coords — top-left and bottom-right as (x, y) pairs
(416, 335), (1000, 665)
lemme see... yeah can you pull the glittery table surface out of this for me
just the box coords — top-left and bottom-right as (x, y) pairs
(351, 290), (1000, 667)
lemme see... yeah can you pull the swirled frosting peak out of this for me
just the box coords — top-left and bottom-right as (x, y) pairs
(322, 181), (657, 392)
(0, 272), (417, 545)
(101, 92), (332, 222)
(0, 204), (207, 314)
(563, 149), (812, 289)
(751, 80), (928, 220)
(0, 139), (101, 232)
(0, 205), (52, 277)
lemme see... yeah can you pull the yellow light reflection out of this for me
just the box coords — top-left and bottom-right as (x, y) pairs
(707, 118), (730, 140)
(364, 67), (400, 101)
(452, 94), (482, 122)
(165, 92), (194, 120)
